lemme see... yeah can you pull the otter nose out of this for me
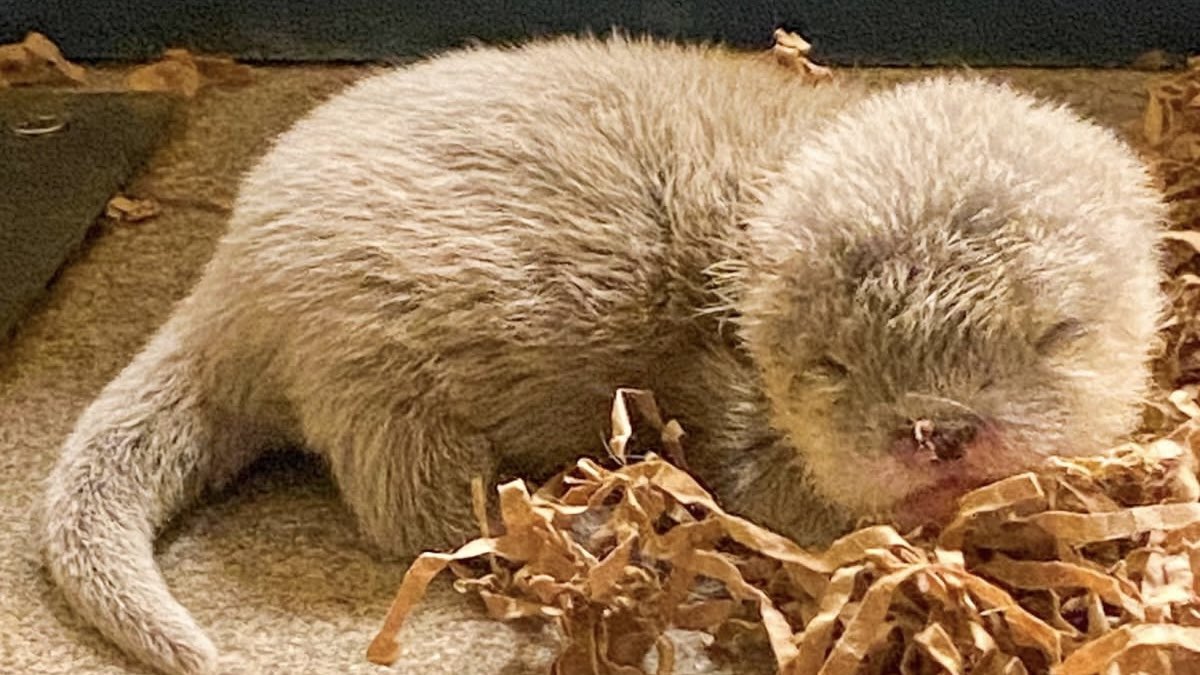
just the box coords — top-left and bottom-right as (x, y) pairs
(909, 417), (977, 462)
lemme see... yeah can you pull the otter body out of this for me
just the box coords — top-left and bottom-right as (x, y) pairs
(40, 36), (1164, 675)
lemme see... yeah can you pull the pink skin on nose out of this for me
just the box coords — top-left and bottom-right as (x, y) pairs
(888, 424), (1009, 531)
(892, 474), (986, 531)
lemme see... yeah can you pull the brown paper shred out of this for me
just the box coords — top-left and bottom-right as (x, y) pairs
(126, 56), (201, 98)
(104, 195), (161, 223)
(977, 558), (1144, 621)
(1164, 230), (1200, 252)
(607, 388), (689, 468)
(1139, 548), (1195, 620)
(1138, 60), (1200, 407)
(125, 48), (253, 98)
(1056, 624), (1200, 675)
(477, 588), (563, 620)
(653, 635), (676, 675)
(370, 387), (1200, 674)
(1145, 92), (1168, 146)
(366, 537), (501, 664)
(677, 549), (800, 669)
(765, 29), (833, 82)
(912, 622), (965, 674)
(1024, 503), (1200, 546)
(1171, 389), (1200, 420)
(816, 566), (926, 674)
(0, 32), (86, 87)
(959, 473), (1048, 515)
(672, 599), (737, 631)
(957, 572), (1063, 659)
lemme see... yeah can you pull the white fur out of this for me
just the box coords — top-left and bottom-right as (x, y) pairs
(38, 35), (1164, 675)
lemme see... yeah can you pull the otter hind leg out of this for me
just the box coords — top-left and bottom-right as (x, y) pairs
(311, 401), (499, 556)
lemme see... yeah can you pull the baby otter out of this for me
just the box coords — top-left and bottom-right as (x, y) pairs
(39, 35), (1164, 675)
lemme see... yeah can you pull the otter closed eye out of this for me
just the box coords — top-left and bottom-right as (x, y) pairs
(810, 355), (851, 380)
(1035, 318), (1090, 354)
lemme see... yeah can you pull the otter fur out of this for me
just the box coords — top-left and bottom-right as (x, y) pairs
(39, 35), (1165, 675)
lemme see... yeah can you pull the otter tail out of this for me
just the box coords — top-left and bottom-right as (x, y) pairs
(39, 313), (272, 675)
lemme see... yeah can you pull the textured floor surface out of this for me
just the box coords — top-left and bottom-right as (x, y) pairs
(0, 62), (1156, 674)
(0, 89), (173, 340)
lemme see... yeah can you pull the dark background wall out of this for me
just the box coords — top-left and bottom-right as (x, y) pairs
(2, 0), (1198, 67)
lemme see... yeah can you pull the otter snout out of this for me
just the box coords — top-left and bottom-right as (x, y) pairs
(891, 417), (980, 463)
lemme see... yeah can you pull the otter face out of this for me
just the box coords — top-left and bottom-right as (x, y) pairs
(736, 76), (1165, 528)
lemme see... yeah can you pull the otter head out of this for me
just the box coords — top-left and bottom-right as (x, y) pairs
(737, 76), (1166, 529)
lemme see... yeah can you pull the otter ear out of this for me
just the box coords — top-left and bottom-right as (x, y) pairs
(1035, 318), (1089, 354)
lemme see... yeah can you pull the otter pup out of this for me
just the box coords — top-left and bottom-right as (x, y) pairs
(39, 35), (1164, 675)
